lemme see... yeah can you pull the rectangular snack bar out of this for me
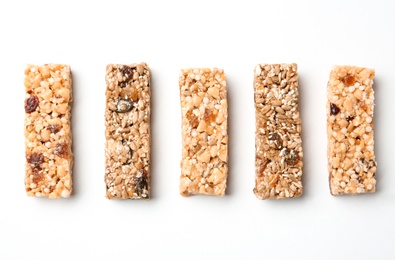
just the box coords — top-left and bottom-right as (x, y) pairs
(179, 68), (228, 196)
(24, 64), (73, 198)
(327, 65), (376, 195)
(105, 63), (151, 199)
(253, 64), (303, 199)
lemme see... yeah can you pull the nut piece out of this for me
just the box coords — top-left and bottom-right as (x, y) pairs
(327, 65), (376, 195)
(253, 64), (303, 200)
(104, 63), (151, 199)
(179, 68), (228, 197)
(24, 64), (73, 198)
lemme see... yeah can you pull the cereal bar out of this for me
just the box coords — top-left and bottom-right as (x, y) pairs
(327, 65), (376, 195)
(253, 64), (303, 199)
(24, 64), (73, 198)
(179, 68), (228, 196)
(105, 63), (151, 199)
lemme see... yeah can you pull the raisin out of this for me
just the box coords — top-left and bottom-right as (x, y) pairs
(346, 115), (355, 122)
(47, 124), (61, 134)
(134, 173), (148, 197)
(116, 100), (133, 113)
(268, 132), (283, 150)
(204, 109), (216, 123)
(283, 149), (299, 166)
(119, 65), (134, 83)
(343, 75), (356, 87)
(330, 103), (340, 116)
(27, 152), (44, 169)
(54, 143), (68, 158)
(24, 95), (39, 113)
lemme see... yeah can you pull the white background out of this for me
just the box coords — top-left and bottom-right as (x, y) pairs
(1, 0), (394, 259)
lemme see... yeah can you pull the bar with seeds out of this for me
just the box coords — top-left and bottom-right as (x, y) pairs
(105, 63), (151, 199)
(179, 68), (228, 196)
(327, 65), (376, 195)
(24, 64), (73, 198)
(253, 64), (303, 199)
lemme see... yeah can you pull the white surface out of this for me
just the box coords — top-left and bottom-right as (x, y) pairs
(1, 0), (394, 259)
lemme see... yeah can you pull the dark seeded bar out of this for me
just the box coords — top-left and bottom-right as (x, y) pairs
(327, 65), (376, 195)
(253, 64), (303, 199)
(105, 63), (151, 199)
(24, 64), (73, 198)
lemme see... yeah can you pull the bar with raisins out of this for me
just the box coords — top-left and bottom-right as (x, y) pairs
(179, 68), (228, 196)
(24, 64), (73, 198)
(105, 63), (151, 199)
(253, 64), (303, 199)
(327, 65), (377, 195)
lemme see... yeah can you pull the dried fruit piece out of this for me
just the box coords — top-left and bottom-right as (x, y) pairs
(134, 174), (148, 197)
(116, 100), (133, 113)
(54, 143), (68, 158)
(186, 110), (199, 128)
(203, 108), (216, 123)
(330, 103), (340, 115)
(346, 115), (355, 122)
(24, 95), (39, 113)
(343, 75), (356, 87)
(283, 148), (299, 166)
(47, 124), (61, 134)
(268, 132), (283, 150)
(130, 88), (139, 102)
(27, 152), (44, 169)
(32, 172), (43, 184)
(119, 65), (134, 82)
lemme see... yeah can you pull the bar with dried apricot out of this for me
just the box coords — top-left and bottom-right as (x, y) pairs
(327, 65), (376, 195)
(179, 68), (228, 196)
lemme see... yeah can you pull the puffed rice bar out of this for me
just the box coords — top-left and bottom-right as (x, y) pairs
(105, 63), (151, 199)
(253, 64), (303, 199)
(327, 65), (377, 195)
(179, 68), (228, 196)
(24, 64), (73, 198)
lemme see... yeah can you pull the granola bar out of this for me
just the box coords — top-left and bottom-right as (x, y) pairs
(24, 64), (73, 198)
(105, 63), (151, 199)
(179, 68), (228, 196)
(327, 65), (376, 195)
(253, 64), (303, 199)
